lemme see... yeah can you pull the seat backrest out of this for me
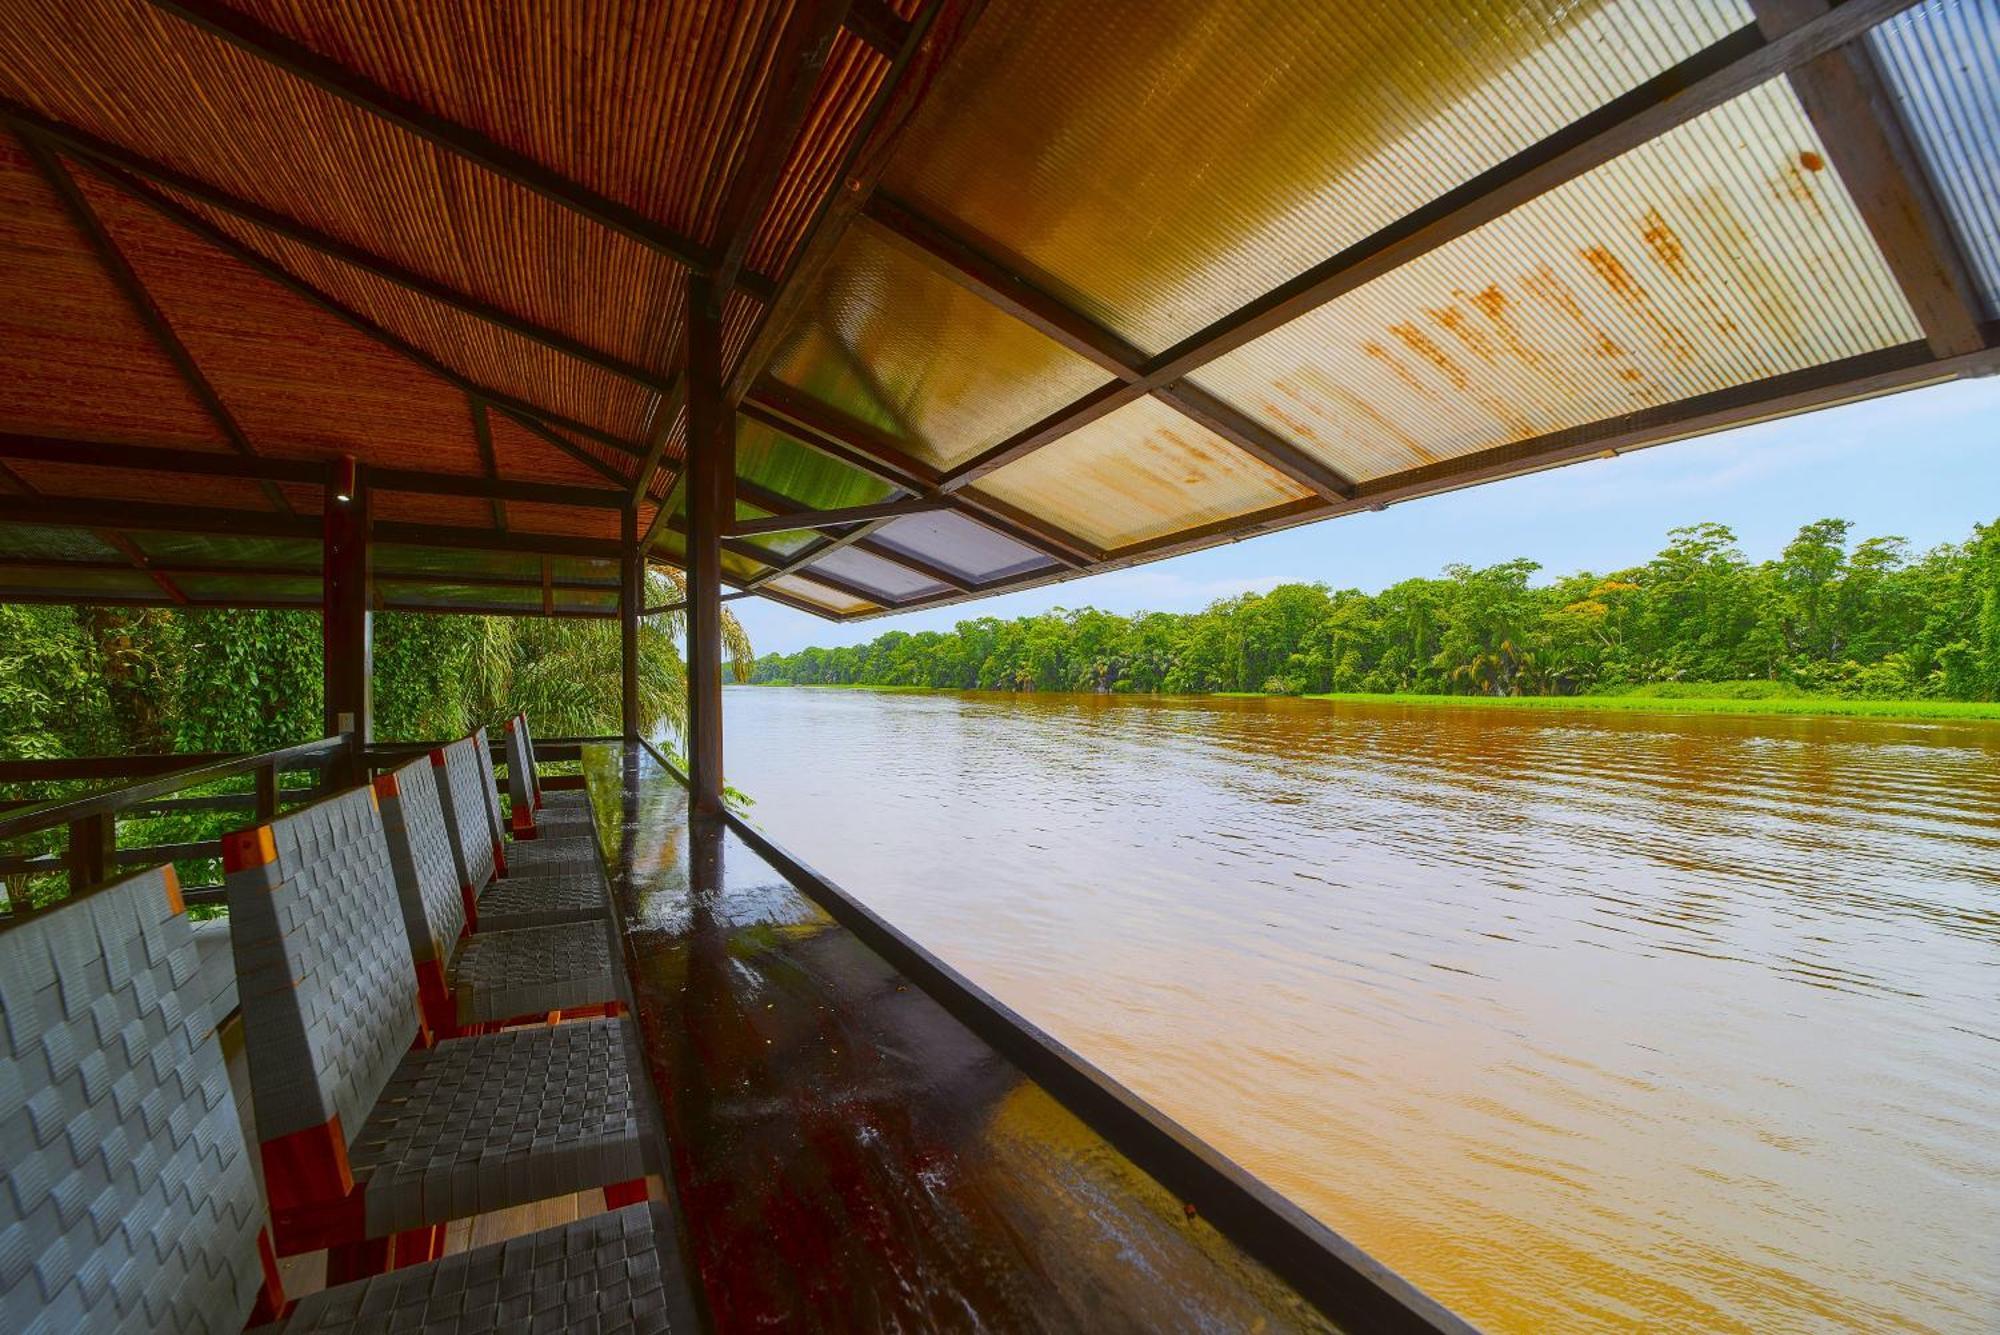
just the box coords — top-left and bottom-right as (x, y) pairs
(373, 756), (466, 966)
(0, 867), (267, 1332)
(503, 715), (536, 827)
(223, 786), (417, 1147)
(470, 725), (507, 864)
(431, 736), (498, 894)
(516, 712), (545, 807)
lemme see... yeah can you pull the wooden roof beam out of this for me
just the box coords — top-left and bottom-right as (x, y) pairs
(73, 157), (651, 466)
(935, 1), (1924, 490)
(143, 0), (770, 293)
(4, 104), (681, 397)
(741, 379), (1099, 565)
(0, 433), (630, 507)
(11, 127), (293, 516)
(1752, 0), (1986, 358)
(467, 397), (506, 529)
(730, 496), (948, 537)
(858, 195), (1356, 504)
(725, 0), (989, 403)
(729, 477), (974, 592)
(709, 1), (855, 302)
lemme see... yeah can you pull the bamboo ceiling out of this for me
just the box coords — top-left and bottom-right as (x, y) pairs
(0, 0), (1996, 620)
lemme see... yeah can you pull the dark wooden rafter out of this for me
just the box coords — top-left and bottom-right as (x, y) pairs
(741, 379), (1099, 564)
(730, 495), (947, 536)
(842, 0), (912, 57)
(10, 125), (293, 516)
(709, 1), (856, 301)
(68, 155), (651, 461)
(858, 193), (1356, 503)
(3, 103), (682, 397)
(740, 524), (883, 592)
(724, 0), (990, 404)
(0, 433), (628, 507)
(466, 397), (507, 528)
(729, 477), (974, 592)
(1752, 0), (1985, 358)
(142, 0), (764, 292)
(931, 0), (1930, 491)
(0, 556), (619, 593)
(629, 383), (686, 507)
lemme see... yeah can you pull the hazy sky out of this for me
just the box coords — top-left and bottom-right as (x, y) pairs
(732, 377), (2000, 656)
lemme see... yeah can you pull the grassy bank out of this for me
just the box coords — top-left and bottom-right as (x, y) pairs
(748, 680), (2000, 721)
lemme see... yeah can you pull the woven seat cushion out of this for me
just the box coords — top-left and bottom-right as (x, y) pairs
(528, 804), (596, 838)
(450, 921), (618, 1026)
(0, 867), (267, 1333)
(504, 835), (605, 878)
(278, 1201), (690, 1333)
(478, 866), (610, 931)
(347, 1018), (646, 1235)
(541, 788), (591, 810)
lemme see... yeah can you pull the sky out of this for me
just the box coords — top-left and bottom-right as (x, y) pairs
(731, 376), (2000, 656)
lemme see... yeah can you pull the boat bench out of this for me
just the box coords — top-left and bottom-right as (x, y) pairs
(0, 864), (686, 1330)
(223, 785), (649, 1264)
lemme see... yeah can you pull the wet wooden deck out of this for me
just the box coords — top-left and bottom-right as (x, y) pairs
(581, 742), (1336, 1331)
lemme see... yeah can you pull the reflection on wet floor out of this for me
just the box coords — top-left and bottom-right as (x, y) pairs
(594, 746), (1338, 1331)
(722, 691), (2000, 1333)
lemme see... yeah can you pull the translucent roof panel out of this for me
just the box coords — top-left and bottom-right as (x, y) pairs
(766, 573), (879, 617)
(978, 395), (1312, 550)
(737, 415), (897, 514)
(173, 573), (319, 604)
(0, 565), (157, 600)
(0, 525), (121, 562)
(880, 0), (1750, 355)
(131, 532), (320, 570)
(1190, 79), (1923, 483)
(730, 501), (821, 561)
(1871, 0), (2000, 316)
(870, 510), (1057, 584)
(766, 226), (1111, 471)
(800, 546), (953, 604)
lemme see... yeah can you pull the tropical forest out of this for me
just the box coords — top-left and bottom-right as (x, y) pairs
(749, 518), (2000, 706)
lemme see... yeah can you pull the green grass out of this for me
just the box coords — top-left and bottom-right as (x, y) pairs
(1292, 690), (2000, 721)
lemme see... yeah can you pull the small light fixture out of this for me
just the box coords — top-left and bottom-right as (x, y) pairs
(333, 454), (358, 504)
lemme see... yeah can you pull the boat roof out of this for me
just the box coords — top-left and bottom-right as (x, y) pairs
(1, 0), (1995, 620)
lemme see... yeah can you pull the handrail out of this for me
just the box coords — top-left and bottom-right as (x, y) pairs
(0, 736), (348, 842)
(628, 735), (1471, 1334)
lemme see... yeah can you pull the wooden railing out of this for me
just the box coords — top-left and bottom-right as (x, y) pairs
(0, 732), (627, 915)
(0, 736), (353, 910)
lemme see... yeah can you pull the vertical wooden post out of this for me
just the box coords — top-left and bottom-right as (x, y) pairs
(255, 761), (280, 821)
(684, 276), (730, 817)
(68, 812), (116, 893)
(620, 504), (642, 743)
(323, 457), (372, 782)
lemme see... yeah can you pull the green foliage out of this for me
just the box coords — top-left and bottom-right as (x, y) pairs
(750, 517), (2000, 703)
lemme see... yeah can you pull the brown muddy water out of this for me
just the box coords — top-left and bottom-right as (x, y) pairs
(720, 688), (2000, 1333)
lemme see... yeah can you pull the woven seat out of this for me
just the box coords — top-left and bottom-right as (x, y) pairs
(279, 1201), (688, 1333)
(437, 736), (607, 929)
(504, 714), (599, 842)
(504, 834), (606, 877)
(0, 866), (277, 1331)
(2, 866), (681, 1332)
(375, 757), (619, 1034)
(222, 786), (648, 1258)
(346, 1018), (645, 1237)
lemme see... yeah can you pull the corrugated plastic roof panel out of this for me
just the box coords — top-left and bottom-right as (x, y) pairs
(171, 572), (319, 604)
(800, 546), (953, 603)
(0, 525), (122, 563)
(1189, 79), (1924, 483)
(766, 573), (880, 616)
(978, 395), (1313, 550)
(879, 0), (1751, 355)
(765, 226), (1111, 470)
(0, 564), (157, 600)
(870, 510), (1057, 584)
(737, 415), (897, 515)
(1871, 0), (2000, 316)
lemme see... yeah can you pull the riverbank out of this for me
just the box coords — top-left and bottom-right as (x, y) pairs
(743, 681), (2000, 721)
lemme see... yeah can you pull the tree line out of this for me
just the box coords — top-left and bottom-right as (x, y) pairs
(748, 518), (2000, 700)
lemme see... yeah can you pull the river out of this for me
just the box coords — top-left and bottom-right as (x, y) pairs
(719, 687), (2000, 1333)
